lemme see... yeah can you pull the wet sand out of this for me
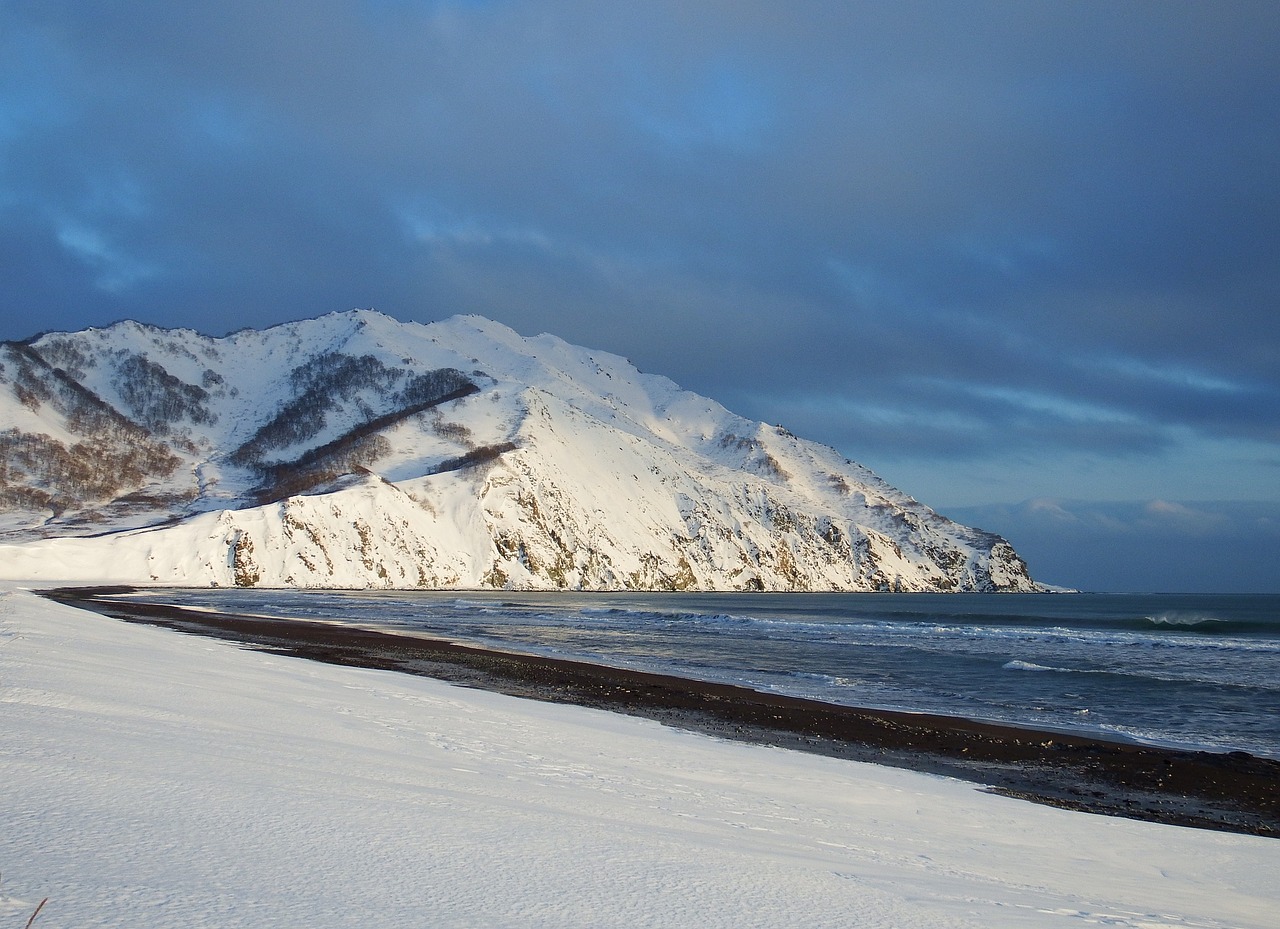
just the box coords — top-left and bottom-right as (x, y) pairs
(45, 586), (1280, 838)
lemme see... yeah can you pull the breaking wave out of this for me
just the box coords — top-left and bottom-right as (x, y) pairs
(581, 606), (786, 628)
(1002, 660), (1059, 673)
(1145, 612), (1228, 630)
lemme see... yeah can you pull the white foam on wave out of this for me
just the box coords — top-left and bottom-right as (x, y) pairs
(1146, 611), (1226, 629)
(451, 598), (499, 610)
(1002, 659), (1058, 672)
(580, 606), (768, 627)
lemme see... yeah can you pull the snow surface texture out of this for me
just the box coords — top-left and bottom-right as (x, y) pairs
(0, 310), (1038, 591)
(3, 584), (1276, 929)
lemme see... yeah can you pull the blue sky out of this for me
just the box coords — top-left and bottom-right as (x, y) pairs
(2, 2), (1278, 591)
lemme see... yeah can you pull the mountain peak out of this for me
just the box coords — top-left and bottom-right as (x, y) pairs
(0, 311), (1042, 592)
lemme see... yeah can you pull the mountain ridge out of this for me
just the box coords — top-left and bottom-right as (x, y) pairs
(0, 310), (1043, 592)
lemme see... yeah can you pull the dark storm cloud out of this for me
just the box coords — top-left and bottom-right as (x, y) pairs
(2, 1), (1278, 485)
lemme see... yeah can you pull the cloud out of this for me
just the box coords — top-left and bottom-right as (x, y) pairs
(1140, 499), (1232, 536)
(945, 499), (1280, 592)
(0, 1), (1277, 535)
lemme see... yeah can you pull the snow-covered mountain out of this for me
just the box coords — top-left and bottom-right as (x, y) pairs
(0, 310), (1041, 591)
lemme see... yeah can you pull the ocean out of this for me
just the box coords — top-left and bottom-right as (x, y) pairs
(141, 589), (1280, 759)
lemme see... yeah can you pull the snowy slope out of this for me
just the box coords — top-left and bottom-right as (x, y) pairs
(3, 584), (1276, 928)
(0, 310), (1041, 591)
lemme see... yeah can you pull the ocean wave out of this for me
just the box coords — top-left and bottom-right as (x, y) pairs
(783, 670), (860, 688)
(579, 606), (777, 627)
(1145, 612), (1228, 630)
(449, 599), (505, 613)
(1002, 659), (1060, 672)
(569, 608), (1280, 661)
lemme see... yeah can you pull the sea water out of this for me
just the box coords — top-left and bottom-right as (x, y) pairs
(136, 589), (1280, 759)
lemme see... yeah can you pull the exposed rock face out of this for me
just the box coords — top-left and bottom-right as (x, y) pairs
(0, 310), (1042, 591)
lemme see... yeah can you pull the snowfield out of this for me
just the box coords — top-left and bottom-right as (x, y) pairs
(2, 583), (1276, 928)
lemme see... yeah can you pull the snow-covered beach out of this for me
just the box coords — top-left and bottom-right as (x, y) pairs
(3, 583), (1277, 929)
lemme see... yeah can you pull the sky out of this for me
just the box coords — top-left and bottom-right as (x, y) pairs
(1, 2), (1278, 591)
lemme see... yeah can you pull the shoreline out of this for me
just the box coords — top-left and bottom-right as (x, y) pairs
(45, 585), (1280, 838)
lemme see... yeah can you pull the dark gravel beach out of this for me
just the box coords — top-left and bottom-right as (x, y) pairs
(46, 586), (1280, 839)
